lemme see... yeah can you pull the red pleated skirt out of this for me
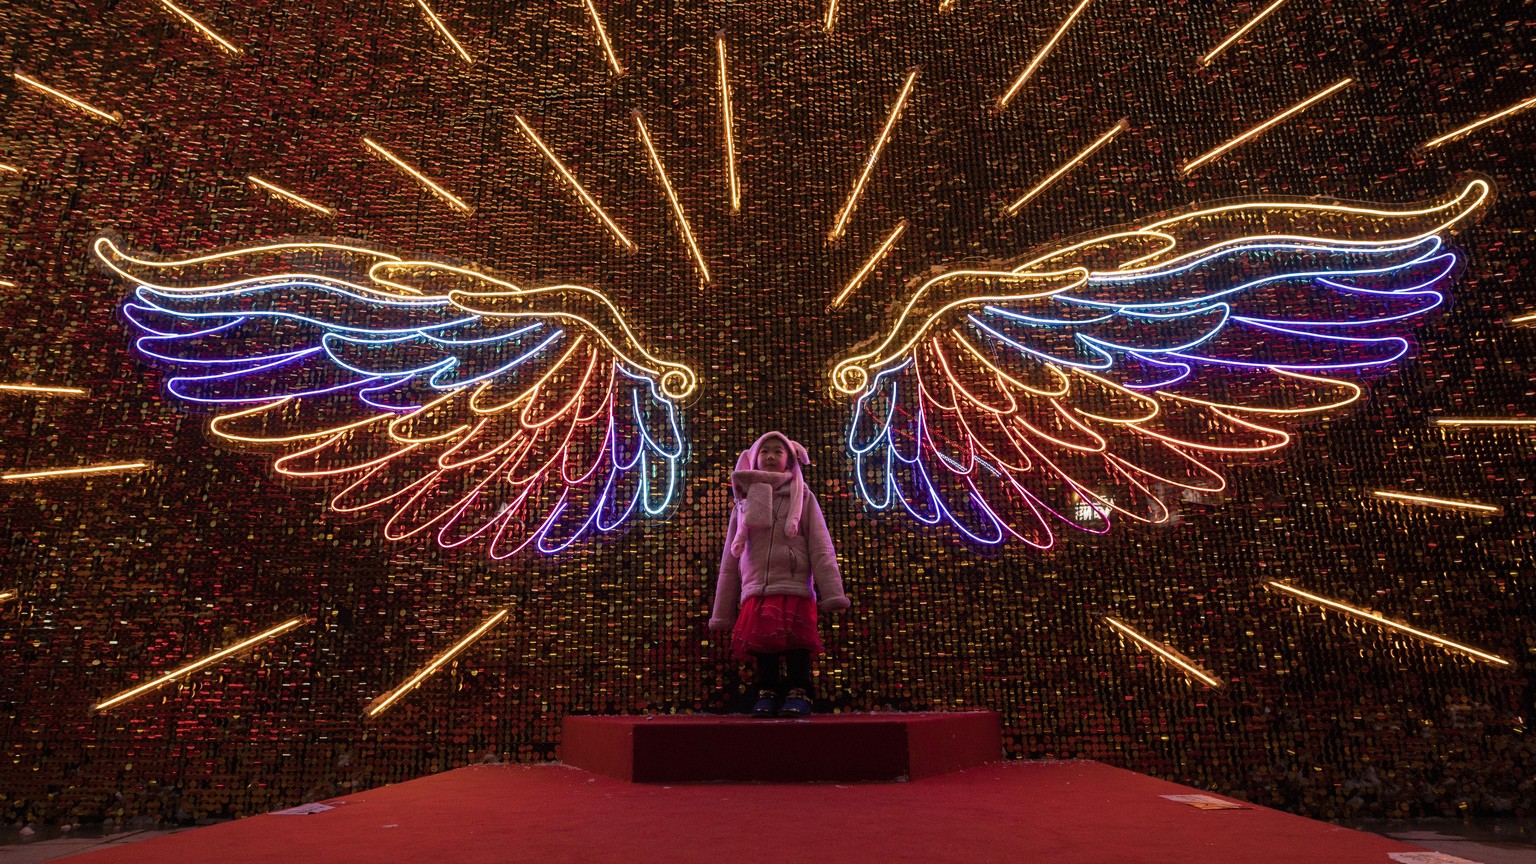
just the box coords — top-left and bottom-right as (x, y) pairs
(731, 594), (823, 661)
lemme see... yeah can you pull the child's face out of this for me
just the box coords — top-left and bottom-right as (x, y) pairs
(756, 439), (790, 473)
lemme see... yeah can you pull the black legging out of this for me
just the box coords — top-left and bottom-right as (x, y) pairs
(751, 649), (813, 696)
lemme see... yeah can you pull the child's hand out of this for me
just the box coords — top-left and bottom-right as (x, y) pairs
(707, 617), (735, 632)
(818, 596), (850, 614)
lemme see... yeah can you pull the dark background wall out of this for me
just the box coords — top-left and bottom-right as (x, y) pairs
(0, 0), (1532, 826)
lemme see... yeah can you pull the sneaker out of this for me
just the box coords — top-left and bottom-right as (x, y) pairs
(779, 688), (812, 718)
(750, 689), (779, 718)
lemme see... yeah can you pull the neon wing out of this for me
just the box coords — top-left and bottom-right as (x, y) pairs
(99, 238), (696, 559)
(833, 178), (1490, 548)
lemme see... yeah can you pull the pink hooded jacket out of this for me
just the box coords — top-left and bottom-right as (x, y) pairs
(709, 432), (849, 631)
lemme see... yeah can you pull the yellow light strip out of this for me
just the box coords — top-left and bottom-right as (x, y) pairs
(0, 163), (21, 175)
(1434, 418), (1536, 427)
(834, 219), (908, 308)
(1199, 0), (1288, 66)
(1104, 617), (1223, 688)
(1181, 77), (1352, 174)
(1005, 119), (1126, 215)
(996, 0), (1093, 111)
(159, 0), (241, 54)
(1512, 312), (1536, 324)
(512, 113), (635, 252)
(247, 175), (335, 216)
(717, 32), (740, 213)
(1266, 581), (1510, 666)
(0, 384), (88, 396)
(584, 0), (624, 77)
(1424, 94), (1536, 150)
(2, 462), (148, 481)
(95, 617), (308, 711)
(938, 0), (957, 12)
(362, 137), (472, 213)
(13, 73), (121, 123)
(1371, 489), (1501, 514)
(634, 111), (711, 283)
(0, 280), (14, 289)
(830, 68), (920, 242)
(366, 608), (509, 716)
(0, 590), (16, 603)
(824, 0), (839, 31)
(415, 0), (473, 65)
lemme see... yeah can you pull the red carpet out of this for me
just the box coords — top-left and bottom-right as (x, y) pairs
(61, 760), (1433, 864)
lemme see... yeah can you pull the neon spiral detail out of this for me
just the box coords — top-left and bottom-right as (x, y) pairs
(834, 178), (1490, 549)
(99, 238), (695, 559)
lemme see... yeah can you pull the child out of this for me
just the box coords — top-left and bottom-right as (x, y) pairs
(710, 431), (849, 717)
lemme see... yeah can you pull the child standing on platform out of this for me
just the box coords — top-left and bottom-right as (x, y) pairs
(710, 431), (849, 718)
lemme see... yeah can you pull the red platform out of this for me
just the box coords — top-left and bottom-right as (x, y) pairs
(560, 711), (1002, 782)
(60, 759), (1440, 864)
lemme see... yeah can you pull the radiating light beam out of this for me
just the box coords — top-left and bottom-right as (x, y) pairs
(158, 0), (242, 54)
(830, 68), (920, 242)
(1005, 119), (1126, 215)
(1266, 581), (1510, 666)
(1434, 418), (1536, 428)
(512, 113), (635, 252)
(824, 0), (839, 31)
(415, 0), (473, 65)
(834, 219), (908, 308)
(2, 462), (148, 481)
(366, 608), (509, 716)
(634, 111), (711, 282)
(94, 617), (308, 711)
(0, 590), (16, 603)
(1200, 0), (1289, 66)
(1424, 94), (1536, 150)
(996, 0), (1094, 111)
(717, 32), (741, 213)
(0, 280), (13, 288)
(1181, 77), (1352, 174)
(0, 163), (22, 175)
(1512, 312), (1536, 324)
(584, 0), (624, 76)
(247, 175), (334, 216)
(0, 384), (88, 396)
(13, 73), (121, 123)
(362, 137), (472, 213)
(1104, 617), (1223, 688)
(1371, 489), (1501, 514)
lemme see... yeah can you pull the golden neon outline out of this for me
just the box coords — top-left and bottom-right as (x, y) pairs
(950, 328), (1070, 397)
(2, 462), (147, 481)
(512, 112), (635, 252)
(13, 73), (121, 123)
(1512, 312), (1536, 324)
(634, 111), (711, 283)
(247, 175), (334, 216)
(830, 68), (920, 242)
(833, 267), (1087, 394)
(415, 0), (473, 65)
(94, 236), (404, 298)
(1105, 617), (1223, 687)
(1005, 119), (1126, 215)
(996, 0), (1094, 112)
(0, 383), (88, 396)
(1266, 581), (1510, 666)
(159, 0), (241, 54)
(0, 280), (15, 288)
(0, 590), (16, 603)
(834, 220), (908, 308)
(1158, 370), (1362, 416)
(584, 0), (624, 77)
(366, 608), (508, 716)
(1182, 77), (1353, 174)
(1200, 0), (1288, 66)
(94, 617), (308, 710)
(363, 137), (472, 213)
(1425, 95), (1536, 150)
(0, 163), (22, 175)
(1434, 418), (1536, 427)
(1371, 489), (1500, 514)
(717, 32), (741, 213)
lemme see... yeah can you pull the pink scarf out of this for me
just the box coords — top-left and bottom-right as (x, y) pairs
(729, 431), (811, 558)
